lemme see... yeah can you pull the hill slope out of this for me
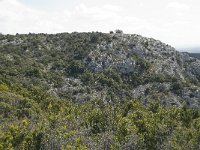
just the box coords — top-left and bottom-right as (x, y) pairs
(1, 32), (200, 107)
(1, 32), (200, 149)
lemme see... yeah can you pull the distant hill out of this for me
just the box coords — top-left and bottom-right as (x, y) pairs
(189, 53), (200, 59)
(178, 47), (200, 53)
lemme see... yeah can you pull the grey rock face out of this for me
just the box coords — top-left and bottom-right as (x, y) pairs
(85, 45), (136, 74)
(117, 59), (135, 74)
(62, 33), (200, 106)
(189, 61), (200, 78)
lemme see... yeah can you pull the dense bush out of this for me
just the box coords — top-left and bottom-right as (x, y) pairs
(0, 79), (200, 149)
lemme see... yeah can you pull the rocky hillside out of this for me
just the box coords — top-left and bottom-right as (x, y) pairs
(1, 31), (200, 149)
(1, 31), (200, 107)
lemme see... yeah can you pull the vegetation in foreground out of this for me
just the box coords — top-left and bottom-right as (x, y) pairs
(1, 79), (200, 150)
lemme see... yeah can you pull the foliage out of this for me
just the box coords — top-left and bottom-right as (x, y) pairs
(0, 32), (200, 149)
(0, 80), (200, 149)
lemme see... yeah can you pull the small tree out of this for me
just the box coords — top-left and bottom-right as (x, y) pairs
(109, 31), (114, 34)
(115, 29), (123, 34)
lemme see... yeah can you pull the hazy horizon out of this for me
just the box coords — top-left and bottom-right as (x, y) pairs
(177, 47), (200, 53)
(0, 0), (200, 52)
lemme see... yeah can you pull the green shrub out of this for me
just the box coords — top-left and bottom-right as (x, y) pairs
(0, 84), (9, 91)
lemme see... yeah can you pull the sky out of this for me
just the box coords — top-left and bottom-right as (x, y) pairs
(0, 0), (200, 52)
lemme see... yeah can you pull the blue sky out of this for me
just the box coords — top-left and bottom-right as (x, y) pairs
(0, 0), (200, 52)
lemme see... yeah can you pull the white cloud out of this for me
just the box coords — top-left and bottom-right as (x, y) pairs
(0, 0), (62, 33)
(0, 0), (150, 34)
(166, 1), (191, 16)
(0, 0), (199, 49)
(103, 4), (122, 12)
(167, 2), (190, 10)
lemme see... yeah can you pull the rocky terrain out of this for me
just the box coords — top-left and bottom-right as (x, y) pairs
(1, 31), (200, 149)
(1, 31), (200, 107)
